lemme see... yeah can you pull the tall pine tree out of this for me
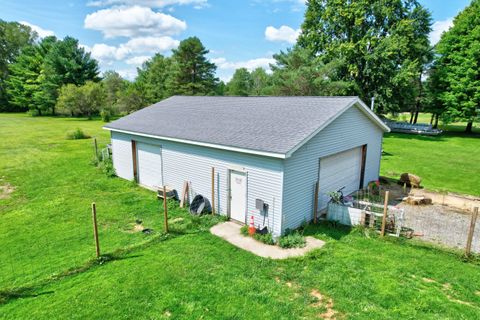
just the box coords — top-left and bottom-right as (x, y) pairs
(39, 36), (100, 114)
(168, 37), (218, 95)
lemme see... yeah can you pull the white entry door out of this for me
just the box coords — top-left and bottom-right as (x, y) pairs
(137, 142), (162, 189)
(229, 170), (247, 223)
(318, 147), (362, 209)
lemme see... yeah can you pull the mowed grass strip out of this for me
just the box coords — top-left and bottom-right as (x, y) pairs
(1, 114), (480, 319)
(0, 114), (174, 288)
(381, 132), (480, 196)
(2, 226), (480, 319)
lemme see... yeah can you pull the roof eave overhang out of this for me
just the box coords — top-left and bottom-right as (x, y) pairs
(103, 97), (389, 161)
(103, 126), (287, 159)
(284, 98), (390, 158)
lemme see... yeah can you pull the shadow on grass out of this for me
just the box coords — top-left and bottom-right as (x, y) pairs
(0, 288), (55, 305)
(0, 213), (224, 306)
(303, 221), (353, 240)
(0, 234), (168, 306)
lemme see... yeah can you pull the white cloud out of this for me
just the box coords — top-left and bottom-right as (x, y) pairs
(90, 36), (178, 65)
(117, 68), (138, 80)
(90, 43), (121, 64)
(123, 36), (179, 53)
(126, 55), (151, 65)
(265, 25), (300, 44)
(212, 57), (275, 71)
(87, 0), (208, 8)
(19, 21), (55, 38)
(79, 44), (92, 52)
(430, 18), (453, 45)
(84, 5), (187, 38)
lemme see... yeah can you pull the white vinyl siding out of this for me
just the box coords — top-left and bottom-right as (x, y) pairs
(282, 104), (383, 232)
(111, 131), (284, 236)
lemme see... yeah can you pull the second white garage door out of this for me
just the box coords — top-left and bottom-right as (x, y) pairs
(318, 147), (362, 209)
(137, 142), (163, 189)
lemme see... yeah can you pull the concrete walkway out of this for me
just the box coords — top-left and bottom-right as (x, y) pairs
(210, 221), (325, 259)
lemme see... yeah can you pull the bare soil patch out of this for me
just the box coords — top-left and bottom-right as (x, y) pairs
(0, 182), (15, 200)
(310, 289), (337, 319)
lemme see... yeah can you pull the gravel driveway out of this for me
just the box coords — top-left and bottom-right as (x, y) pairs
(400, 204), (479, 253)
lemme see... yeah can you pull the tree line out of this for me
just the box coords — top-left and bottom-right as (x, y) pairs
(0, 0), (478, 131)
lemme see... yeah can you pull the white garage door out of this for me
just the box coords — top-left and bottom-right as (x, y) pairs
(137, 142), (163, 189)
(318, 147), (362, 209)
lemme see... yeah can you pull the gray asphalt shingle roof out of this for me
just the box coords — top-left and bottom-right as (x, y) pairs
(104, 96), (363, 155)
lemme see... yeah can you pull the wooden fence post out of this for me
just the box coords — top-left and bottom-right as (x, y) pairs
(180, 181), (188, 208)
(91, 202), (100, 258)
(465, 207), (479, 256)
(313, 181), (319, 224)
(93, 138), (99, 161)
(163, 185), (169, 233)
(380, 191), (390, 237)
(211, 167), (215, 215)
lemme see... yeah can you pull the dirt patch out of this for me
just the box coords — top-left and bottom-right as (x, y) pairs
(133, 224), (145, 232)
(418, 277), (474, 307)
(445, 293), (473, 306)
(123, 222), (145, 233)
(422, 277), (436, 283)
(310, 289), (337, 319)
(0, 183), (15, 200)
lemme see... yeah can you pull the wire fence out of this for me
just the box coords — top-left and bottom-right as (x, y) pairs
(0, 200), (167, 291)
(326, 189), (479, 255)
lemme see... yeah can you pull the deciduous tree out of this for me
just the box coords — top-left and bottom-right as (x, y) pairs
(298, 0), (432, 114)
(226, 68), (252, 96)
(0, 20), (36, 111)
(56, 81), (105, 118)
(433, 0), (479, 132)
(136, 54), (172, 104)
(270, 47), (355, 96)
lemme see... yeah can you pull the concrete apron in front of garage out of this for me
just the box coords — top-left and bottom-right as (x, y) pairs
(210, 222), (325, 259)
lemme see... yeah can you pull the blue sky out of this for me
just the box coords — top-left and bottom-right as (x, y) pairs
(0, 0), (471, 81)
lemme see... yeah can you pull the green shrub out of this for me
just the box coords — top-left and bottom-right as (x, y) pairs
(99, 157), (116, 177)
(240, 225), (249, 236)
(66, 128), (90, 140)
(240, 225), (275, 245)
(278, 231), (306, 248)
(26, 109), (40, 117)
(100, 109), (111, 122)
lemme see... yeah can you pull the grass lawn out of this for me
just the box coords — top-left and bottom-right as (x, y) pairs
(381, 114), (480, 196)
(1, 113), (480, 319)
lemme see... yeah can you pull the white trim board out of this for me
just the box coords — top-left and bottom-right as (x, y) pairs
(104, 127), (287, 159)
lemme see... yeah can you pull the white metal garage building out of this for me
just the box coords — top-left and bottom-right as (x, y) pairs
(104, 96), (389, 236)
